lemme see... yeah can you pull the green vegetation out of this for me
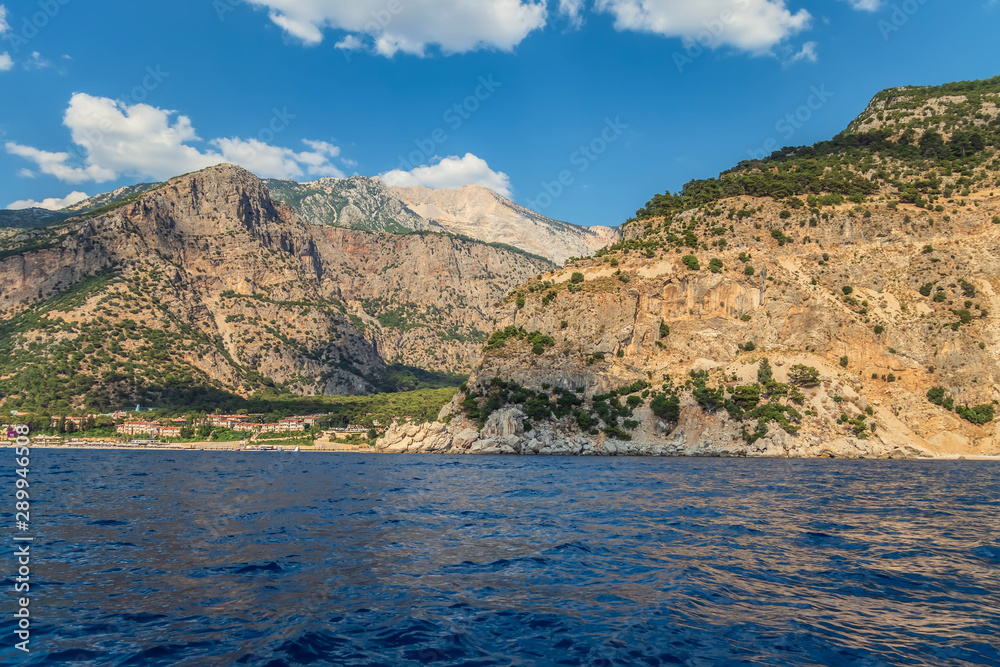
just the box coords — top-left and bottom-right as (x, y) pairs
(788, 364), (821, 387)
(682, 255), (700, 270)
(631, 76), (1000, 223)
(485, 326), (555, 355)
(927, 386), (994, 425)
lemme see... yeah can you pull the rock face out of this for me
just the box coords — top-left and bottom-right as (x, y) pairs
(390, 184), (620, 264)
(425, 188), (1000, 459)
(0, 165), (550, 407)
(264, 176), (435, 234)
(377, 387), (939, 459)
(262, 175), (618, 264)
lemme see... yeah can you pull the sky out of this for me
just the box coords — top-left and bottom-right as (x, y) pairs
(0, 1), (998, 227)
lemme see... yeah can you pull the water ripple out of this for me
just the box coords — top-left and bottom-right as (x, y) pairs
(2, 452), (998, 666)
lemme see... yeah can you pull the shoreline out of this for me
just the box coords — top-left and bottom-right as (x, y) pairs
(7, 444), (1000, 460)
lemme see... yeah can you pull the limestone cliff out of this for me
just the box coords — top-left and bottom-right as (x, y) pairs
(0, 165), (549, 409)
(399, 191), (1000, 458)
(390, 184), (619, 264)
(263, 175), (619, 264)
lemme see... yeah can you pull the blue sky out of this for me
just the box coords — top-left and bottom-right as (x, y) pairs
(0, 1), (998, 227)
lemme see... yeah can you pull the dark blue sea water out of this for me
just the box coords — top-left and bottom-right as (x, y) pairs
(2, 451), (999, 666)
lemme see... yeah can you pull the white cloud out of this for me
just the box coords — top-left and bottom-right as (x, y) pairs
(558, 0), (586, 27)
(785, 40), (818, 64)
(0, 52), (11, 72)
(7, 190), (89, 211)
(381, 153), (511, 196)
(245, 0), (548, 56)
(5, 143), (115, 183)
(0, 5), (10, 35)
(211, 137), (345, 179)
(842, 0), (882, 10)
(334, 34), (365, 51)
(593, 0), (811, 55)
(6, 93), (347, 183)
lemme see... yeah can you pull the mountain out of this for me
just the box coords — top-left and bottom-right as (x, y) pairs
(377, 75), (1000, 459)
(0, 208), (69, 229)
(265, 176), (619, 264)
(389, 185), (619, 264)
(264, 176), (436, 234)
(0, 165), (551, 411)
(0, 183), (162, 230)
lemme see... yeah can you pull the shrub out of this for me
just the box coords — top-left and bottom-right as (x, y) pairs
(743, 341), (756, 351)
(682, 255), (700, 270)
(659, 322), (670, 338)
(570, 272), (585, 284)
(840, 356), (849, 368)
(744, 265), (755, 276)
(709, 258), (723, 274)
(516, 297), (525, 309)
(922, 245), (934, 254)
(779, 210), (791, 219)
(788, 364), (821, 387)
(650, 393), (680, 422)
(957, 403), (995, 425)
(933, 291), (947, 303)
(618, 273), (631, 283)
(919, 283), (933, 297)
(926, 386), (946, 405)
(952, 309), (973, 325)
(842, 286), (854, 295)
(874, 325), (884, 335)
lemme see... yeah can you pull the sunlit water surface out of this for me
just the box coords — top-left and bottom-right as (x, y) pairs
(3, 451), (999, 666)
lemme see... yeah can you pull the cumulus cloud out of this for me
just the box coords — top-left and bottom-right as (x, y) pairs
(592, 0), (811, 55)
(381, 153), (511, 196)
(6, 93), (347, 183)
(0, 52), (11, 72)
(558, 0), (586, 27)
(5, 142), (115, 183)
(245, 0), (548, 56)
(211, 137), (345, 179)
(7, 190), (89, 211)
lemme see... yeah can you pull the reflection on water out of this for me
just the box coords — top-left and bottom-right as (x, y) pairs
(3, 452), (999, 665)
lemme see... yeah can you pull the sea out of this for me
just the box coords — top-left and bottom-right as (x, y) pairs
(2, 450), (999, 666)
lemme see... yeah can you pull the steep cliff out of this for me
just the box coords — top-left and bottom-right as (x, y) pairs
(0, 165), (550, 410)
(265, 175), (618, 264)
(415, 76), (1000, 458)
(390, 184), (619, 264)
